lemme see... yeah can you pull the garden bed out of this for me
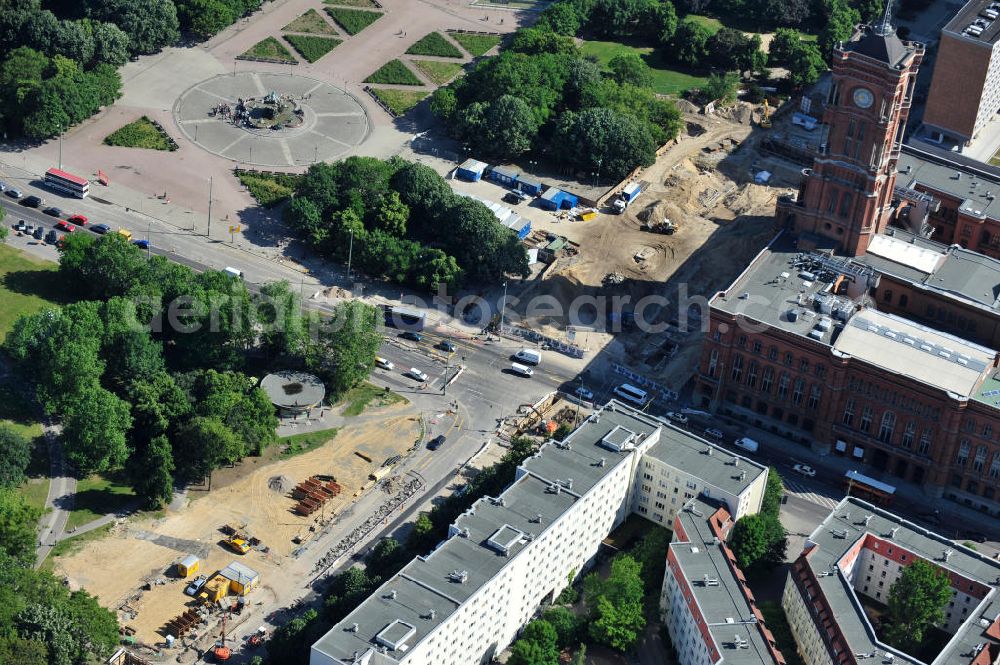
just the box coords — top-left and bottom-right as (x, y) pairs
(235, 169), (302, 207)
(282, 8), (338, 35)
(364, 59), (423, 86)
(411, 60), (464, 85)
(239, 37), (297, 63)
(367, 87), (429, 116)
(284, 34), (341, 62)
(324, 6), (382, 35)
(103, 116), (178, 151)
(405, 32), (464, 58)
(448, 31), (502, 57)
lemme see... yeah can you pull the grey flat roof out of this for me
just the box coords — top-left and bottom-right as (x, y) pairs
(312, 401), (662, 663)
(710, 233), (864, 347)
(645, 425), (767, 497)
(672, 496), (782, 664)
(944, 0), (1000, 44)
(260, 371), (325, 409)
(924, 247), (1000, 308)
(897, 147), (1000, 223)
(803, 497), (1000, 665)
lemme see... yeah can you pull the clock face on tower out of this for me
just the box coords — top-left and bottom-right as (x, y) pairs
(852, 87), (874, 109)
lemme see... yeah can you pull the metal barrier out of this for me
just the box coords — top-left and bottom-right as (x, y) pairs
(611, 363), (678, 402)
(502, 324), (585, 358)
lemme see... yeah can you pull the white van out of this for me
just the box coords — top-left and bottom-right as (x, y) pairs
(511, 362), (534, 377)
(223, 266), (244, 280)
(375, 357), (394, 370)
(734, 437), (759, 453)
(514, 349), (542, 365)
(613, 383), (647, 406)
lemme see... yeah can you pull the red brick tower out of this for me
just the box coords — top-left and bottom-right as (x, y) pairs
(776, 15), (923, 257)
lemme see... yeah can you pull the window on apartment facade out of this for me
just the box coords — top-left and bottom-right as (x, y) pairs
(792, 378), (805, 406)
(899, 294), (908, 307)
(860, 405), (873, 433)
(901, 421), (915, 449)
(815, 364), (827, 379)
(983, 424), (993, 438)
(808, 385), (822, 410)
(990, 452), (1000, 479)
(843, 399), (855, 427)
(878, 411), (895, 443)
(751, 340), (762, 354)
(708, 349), (718, 378)
(882, 290), (893, 303)
(839, 192), (853, 218)
(784, 352), (794, 366)
(777, 373), (790, 399)
(965, 418), (976, 433)
(918, 430), (932, 455)
(731, 354), (744, 381)
(747, 362), (758, 389)
(761, 367), (774, 393)
(800, 358), (809, 373)
(827, 188), (839, 214)
(957, 440), (970, 466)
(973, 445), (987, 473)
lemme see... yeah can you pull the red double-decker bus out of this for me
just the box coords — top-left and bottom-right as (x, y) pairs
(44, 168), (90, 199)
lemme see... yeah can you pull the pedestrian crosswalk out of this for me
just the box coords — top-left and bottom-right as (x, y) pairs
(783, 478), (844, 511)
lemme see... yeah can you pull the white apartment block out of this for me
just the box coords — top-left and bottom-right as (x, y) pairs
(310, 401), (769, 665)
(783, 497), (1000, 665)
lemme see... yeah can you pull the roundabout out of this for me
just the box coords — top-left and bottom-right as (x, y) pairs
(173, 72), (370, 167)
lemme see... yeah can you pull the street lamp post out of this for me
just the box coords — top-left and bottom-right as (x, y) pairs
(595, 158), (602, 187)
(58, 123), (63, 170)
(207, 176), (214, 239)
(500, 281), (508, 335)
(346, 228), (354, 279)
(146, 222), (151, 258)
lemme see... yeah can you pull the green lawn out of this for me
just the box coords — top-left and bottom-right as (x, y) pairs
(364, 59), (424, 86)
(370, 88), (430, 115)
(579, 40), (709, 95)
(64, 474), (135, 531)
(411, 59), (464, 85)
(405, 32), (464, 58)
(0, 244), (65, 340)
(686, 14), (724, 33)
(103, 116), (176, 151)
(235, 169), (302, 207)
(324, 0), (378, 6)
(340, 382), (407, 417)
(280, 427), (339, 458)
(324, 7), (382, 35)
(282, 8), (338, 35)
(241, 36), (297, 63)
(448, 31), (502, 57)
(283, 34), (342, 63)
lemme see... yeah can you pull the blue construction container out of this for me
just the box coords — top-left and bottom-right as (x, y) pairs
(489, 165), (519, 186)
(517, 176), (542, 196)
(456, 159), (487, 181)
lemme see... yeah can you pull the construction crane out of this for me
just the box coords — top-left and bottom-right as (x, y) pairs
(213, 613), (231, 662)
(759, 98), (772, 129)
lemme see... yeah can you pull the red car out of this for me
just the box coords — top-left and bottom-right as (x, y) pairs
(55, 221), (76, 232)
(67, 214), (88, 226)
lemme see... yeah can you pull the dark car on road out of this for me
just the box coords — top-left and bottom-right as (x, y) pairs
(32, 226), (44, 240)
(91, 224), (111, 235)
(44, 229), (58, 244)
(5, 188), (21, 198)
(427, 435), (446, 451)
(436, 340), (456, 353)
(133, 239), (149, 249)
(42, 206), (62, 217)
(399, 331), (422, 343)
(21, 195), (42, 208)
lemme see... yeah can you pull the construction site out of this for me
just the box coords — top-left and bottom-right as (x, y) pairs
(494, 100), (808, 394)
(52, 407), (422, 657)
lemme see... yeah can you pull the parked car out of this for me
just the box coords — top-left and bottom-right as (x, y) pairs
(133, 239), (149, 249)
(407, 367), (428, 382)
(573, 386), (594, 401)
(32, 226), (44, 240)
(55, 220), (76, 232)
(184, 575), (208, 596)
(375, 357), (394, 370)
(427, 435), (446, 450)
(666, 411), (689, 426)
(42, 206), (62, 217)
(510, 362), (534, 377)
(436, 340), (456, 353)
(703, 428), (723, 440)
(503, 190), (529, 204)
(44, 229), (58, 244)
(5, 188), (21, 198)
(91, 223), (111, 235)
(13, 220), (26, 232)
(400, 331), (423, 343)
(0, 181), (6, 192)
(24, 223), (33, 233)
(793, 464), (816, 477)
(21, 195), (42, 207)
(67, 214), (88, 226)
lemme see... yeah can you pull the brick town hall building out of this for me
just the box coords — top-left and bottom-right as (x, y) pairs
(696, 19), (1000, 517)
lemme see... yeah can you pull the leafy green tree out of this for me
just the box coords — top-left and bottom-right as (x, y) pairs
(658, 1), (679, 44)
(703, 71), (741, 105)
(305, 301), (382, 397)
(728, 512), (787, 574)
(0, 488), (40, 565)
(608, 52), (653, 88)
(324, 567), (377, 623)
(266, 608), (327, 665)
(172, 416), (240, 481)
(256, 281), (306, 358)
(786, 40), (826, 88)
(509, 27), (577, 56)
(182, 0), (238, 39)
(0, 424), (32, 489)
(768, 27), (802, 66)
(86, 0), (179, 55)
(366, 538), (409, 575)
(61, 388), (132, 475)
(408, 512), (437, 552)
(373, 190), (409, 237)
(762, 467), (784, 516)
(538, 1), (585, 35)
(176, 369), (276, 455)
(509, 620), (559, 665)
(100, 297), (164, 390)
(589, 0), (664, 38)
(428, 85), (458, 121)
(553, 107), (657, 181)
(542, 606), (581, 648)
(670, 19), (712, 68)
(67, 230), (147, 300)
(589, 595), (645, 651)
(86, 19), (130, 67)
(129, 435), (174, 509)
(764, 0), (813, 26)
(851, 0), (883, 22)
(0, 636), (47, 665)
(884, 559), (952, 652)
(819, 0), (860, 57)
(479, 95), (540, 158)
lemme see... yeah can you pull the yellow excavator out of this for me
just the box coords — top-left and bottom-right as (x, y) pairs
(759, 98), (772, 129)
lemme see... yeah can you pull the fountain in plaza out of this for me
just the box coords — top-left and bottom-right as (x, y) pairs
(210, 90), (304, 131)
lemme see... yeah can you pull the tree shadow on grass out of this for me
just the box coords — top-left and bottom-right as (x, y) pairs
(2, 269), (75, 305)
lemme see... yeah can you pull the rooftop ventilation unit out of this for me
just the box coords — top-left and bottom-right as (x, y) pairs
(386, 590), (397, 600)
(349, 623), (359, 633)
(459, 527), (471, 538)
(863, 514), (874, 526)
(706, 447), (713, 456)
(943, 549), (954, 562)
(448, 570), (469, 583)
(832, 528), (849, 539)
(702, 574), (720, 587)
(887, 527), (899, 538)
(426, 609), (436, 620)
(734, 635), (749, 649)
(564, 478), (574, 490)
(596, 457), (607, 468)
(532, 513), (543, 523)
(739, 470), (746, 481)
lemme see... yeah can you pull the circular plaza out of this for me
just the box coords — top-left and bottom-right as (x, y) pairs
(173, 72), (370, 167)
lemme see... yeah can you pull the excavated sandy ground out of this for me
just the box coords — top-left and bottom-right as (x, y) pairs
(53, 407), (420, 645)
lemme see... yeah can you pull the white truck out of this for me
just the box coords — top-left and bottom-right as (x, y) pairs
(611, 182), (644, 214)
